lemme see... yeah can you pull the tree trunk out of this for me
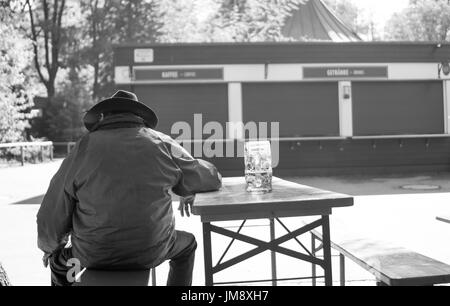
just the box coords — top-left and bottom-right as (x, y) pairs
(46, 79), (56, 102)
(0, 262), (11, 286)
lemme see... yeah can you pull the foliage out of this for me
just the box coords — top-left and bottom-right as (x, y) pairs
(155, 0), (306, 43)
(385, 0), (450, 41)
(24, 0), (71, 100)
(41, 67), (93, 141)
(324, 0), (369, 37)
(156, 0), (213, 42)
(0, 5), (37, 143)
(80, 0), (161, 99)
(5, 0), (386, 143)
(206, 0), (304, 42)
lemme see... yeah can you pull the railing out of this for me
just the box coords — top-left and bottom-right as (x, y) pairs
(43, 134), (450, 158)
(175, 137), (347, 143)
(175, 135), (450, 142)
(351, 134), (450, 140)
(0, 141), (53, 166)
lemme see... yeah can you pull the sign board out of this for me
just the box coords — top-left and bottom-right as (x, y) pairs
(303, 66), (388, 79)
(134, 49), (154, 63)
(133, 68), (224, 81)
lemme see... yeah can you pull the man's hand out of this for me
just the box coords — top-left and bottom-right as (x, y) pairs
(42, 253), (52, 268)
(178, 195), (195, 217)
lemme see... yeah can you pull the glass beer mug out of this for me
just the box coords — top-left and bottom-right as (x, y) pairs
(244, 141), (273, 193)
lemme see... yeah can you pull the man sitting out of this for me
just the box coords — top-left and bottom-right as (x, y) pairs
(37, 90), (222, 286)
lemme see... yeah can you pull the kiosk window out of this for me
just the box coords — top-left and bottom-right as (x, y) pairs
(134, 84), (228, 139)
(353, 81), (444, 136)
(242, 82), (340, 137)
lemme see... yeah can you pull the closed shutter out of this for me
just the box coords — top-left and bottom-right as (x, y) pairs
(353, 81), (444, 136)
(242, 82), (340, 137)
(133, 84), (228, 139)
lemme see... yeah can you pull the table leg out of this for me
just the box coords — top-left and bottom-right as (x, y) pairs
(311, 233), (317, 286)
(339, 254), (346, 286)
(321, 215), (333, 286)
(269, 218), (277, 286)
(203, 222), (213, 286)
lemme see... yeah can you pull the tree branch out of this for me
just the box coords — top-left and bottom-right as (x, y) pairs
(25, 0), (48, 86)
(50, 0), (65, 80)
(42, 0), (51, 72)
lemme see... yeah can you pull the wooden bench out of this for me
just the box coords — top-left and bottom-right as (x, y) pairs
(308, 224), (450, 286)
(74, 268), (157, 286)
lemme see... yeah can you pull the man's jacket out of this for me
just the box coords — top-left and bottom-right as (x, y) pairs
(37, 113), (222, 269)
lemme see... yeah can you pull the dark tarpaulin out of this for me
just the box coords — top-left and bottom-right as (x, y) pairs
(282, 0), (362, 42)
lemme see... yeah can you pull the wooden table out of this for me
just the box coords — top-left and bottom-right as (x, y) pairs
(193, 177), (354, 286)
(437, 215), (450, 224)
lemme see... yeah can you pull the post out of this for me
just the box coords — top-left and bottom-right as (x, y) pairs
(269, 218), (277, 286)
(151, 268), (156, 286)
(40, 145), (44, 162)
(20, 146), (24, 166)
(339, 254), (346, 286)
(321, 215), (333, 286)
(203, 222), (213, 286)
(311, 233), (317, 286)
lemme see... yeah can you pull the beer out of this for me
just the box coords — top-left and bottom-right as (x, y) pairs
(244, 141), (273, 193)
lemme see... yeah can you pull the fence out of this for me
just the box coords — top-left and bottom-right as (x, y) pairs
(0, 142), (54, 166)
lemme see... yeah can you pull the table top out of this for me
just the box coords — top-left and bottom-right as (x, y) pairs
(437, 215), (450, 224)
(193, 177), (353, 221)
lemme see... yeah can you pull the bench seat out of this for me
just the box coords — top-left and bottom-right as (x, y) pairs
(307, 222), (450, 286)
(74, 268), (156, 286)
(329, 238), (450, 286)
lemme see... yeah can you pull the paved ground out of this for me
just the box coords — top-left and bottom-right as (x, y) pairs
(1, 160), (449, 286)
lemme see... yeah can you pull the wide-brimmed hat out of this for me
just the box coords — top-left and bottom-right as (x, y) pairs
(83, 90), (158, 131)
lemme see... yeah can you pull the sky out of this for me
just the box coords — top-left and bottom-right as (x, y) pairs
(352, 0), (410, 26)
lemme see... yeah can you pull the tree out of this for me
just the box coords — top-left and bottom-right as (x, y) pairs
(43, 67), (93, 141)
(385, 0), (450, 41)
(0, 4), (37, 143)
(25, 0), (67, 101)
(208, 0), (304, 42)
(156, 0), (212, 42)
(81, 0), (114, 100)
(81, 0), (161, 100)
(156, 0), (305, 43)
(324, 0), (369, 37)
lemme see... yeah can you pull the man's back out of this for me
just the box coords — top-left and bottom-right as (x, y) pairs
(37, 113), (222, 272)
(71, 125), (180, 269)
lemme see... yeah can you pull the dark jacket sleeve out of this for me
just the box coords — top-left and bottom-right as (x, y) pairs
(37, 143), (79, 255)
(160, 134), (222, 197)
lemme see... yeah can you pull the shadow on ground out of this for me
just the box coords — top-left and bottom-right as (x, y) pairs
(12, 195), (44, 205)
